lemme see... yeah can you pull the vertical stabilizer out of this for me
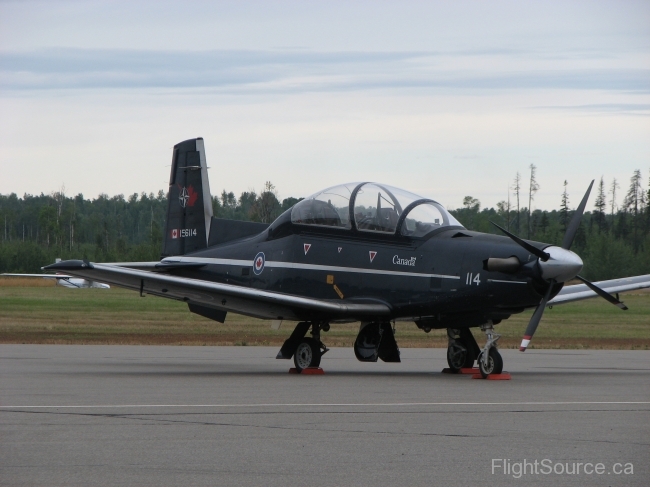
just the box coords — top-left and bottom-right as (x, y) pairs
(162, 138), (213, 257)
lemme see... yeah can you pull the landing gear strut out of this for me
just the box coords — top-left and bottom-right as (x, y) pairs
(446, 328), (480, 372)
(477, 321), (503, 378)
(276, 322), (329, 371)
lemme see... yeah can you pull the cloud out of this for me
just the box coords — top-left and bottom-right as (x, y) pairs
(533, 103), (650, 116)
(1, 48), (648, 94)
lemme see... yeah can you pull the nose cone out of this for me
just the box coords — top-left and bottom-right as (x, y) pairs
(538, 246), (583, 283)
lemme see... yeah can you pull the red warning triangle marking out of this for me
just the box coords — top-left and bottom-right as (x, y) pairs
(304, 243), (311, 255)
(369, 251), (377, 263)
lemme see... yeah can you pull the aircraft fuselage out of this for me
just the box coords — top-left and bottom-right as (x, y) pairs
(165, 211), (556, 328)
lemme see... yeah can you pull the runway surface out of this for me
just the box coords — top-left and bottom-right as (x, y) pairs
(1, 345), (649, 486)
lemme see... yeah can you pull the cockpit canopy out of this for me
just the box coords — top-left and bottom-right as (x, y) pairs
(290, 182), (463, 237)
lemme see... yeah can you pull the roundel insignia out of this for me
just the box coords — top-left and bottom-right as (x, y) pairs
(253, 252), (265, 275)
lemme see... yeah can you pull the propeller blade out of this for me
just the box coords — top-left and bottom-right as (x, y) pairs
(490, 222), (550, 261)
(575, 275), (628, 310)
(520, 283), (554, 352)
(561, 180), (594, 250)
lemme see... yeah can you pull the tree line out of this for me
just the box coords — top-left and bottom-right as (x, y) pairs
(456, 167), (650, 280)
(1, 171), (648, 280)
(0, 182), (296, 273)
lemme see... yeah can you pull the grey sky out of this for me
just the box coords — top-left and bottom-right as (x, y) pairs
(1, 0), (649, 210)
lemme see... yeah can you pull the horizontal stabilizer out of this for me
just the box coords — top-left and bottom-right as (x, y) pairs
(2, 273), (72, 279)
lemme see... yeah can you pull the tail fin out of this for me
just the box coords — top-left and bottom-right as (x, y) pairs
(162, 138), (213, 257)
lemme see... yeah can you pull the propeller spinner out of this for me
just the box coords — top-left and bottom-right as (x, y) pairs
(491, 180), (628, 351)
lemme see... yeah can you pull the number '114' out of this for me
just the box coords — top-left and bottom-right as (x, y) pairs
(466, 273), (481, 285)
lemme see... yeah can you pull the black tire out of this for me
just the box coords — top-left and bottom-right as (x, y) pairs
(293, 338), (321, 371)
(446, 343), (468, 372)
(478, 348), (503, 378)
(462, 345), (475, 368)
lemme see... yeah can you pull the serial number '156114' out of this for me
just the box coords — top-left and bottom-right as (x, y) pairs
(171, 228), (198, 239)
(466, 273), (481, 285)
(180, 228), (197, 237)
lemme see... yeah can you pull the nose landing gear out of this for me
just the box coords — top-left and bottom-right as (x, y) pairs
(477, 321), (503, 378)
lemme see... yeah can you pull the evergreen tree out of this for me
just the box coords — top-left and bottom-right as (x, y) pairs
(527, 164), (539, 238)
(593, 176), (607, 232)
(647, 172), (650, 235)
(615, 210), (629, 240)
(623, 169), (645, 252)
(506, 187), (511, 231)
(512, 172), (521, 234)
(560, 180), (570, 234)
(609, 178), (619, 216)
(540, 211), (549, 237)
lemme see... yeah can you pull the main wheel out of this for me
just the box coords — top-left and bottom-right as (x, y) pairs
(446, 343), (468, 372)
(293, 338), (321, 371)
(478, 347), (503, 378)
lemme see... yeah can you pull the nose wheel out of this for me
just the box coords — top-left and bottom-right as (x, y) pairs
(478, 321), (503, 378)
(478, 347), (503, 378)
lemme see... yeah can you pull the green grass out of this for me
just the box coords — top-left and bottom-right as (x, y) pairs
(0, 280), (648, 349)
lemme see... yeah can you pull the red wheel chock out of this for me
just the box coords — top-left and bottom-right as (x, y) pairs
(289, 367), (325, 375)
(471, 372), (511, 380)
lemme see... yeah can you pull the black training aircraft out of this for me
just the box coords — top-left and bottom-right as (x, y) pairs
(47, 138), (650, 376)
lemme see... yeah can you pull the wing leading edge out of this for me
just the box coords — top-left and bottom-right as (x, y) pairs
(44, 260), (391, 321)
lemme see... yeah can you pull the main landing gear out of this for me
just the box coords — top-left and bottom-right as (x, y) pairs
(277, 321), (401, 371)
(353, 322), (401, 363)
(446, 328), (480, 372)
(276, 322), (329, 372)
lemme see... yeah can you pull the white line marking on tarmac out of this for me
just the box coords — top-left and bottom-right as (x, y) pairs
(1, 401), (648, 409)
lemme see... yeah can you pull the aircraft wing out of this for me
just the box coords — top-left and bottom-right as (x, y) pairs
(549, 274), (650, 305)
(43, 261), (392, 321)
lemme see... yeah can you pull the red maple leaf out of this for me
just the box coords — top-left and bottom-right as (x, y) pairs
(187, 185), (199, 207)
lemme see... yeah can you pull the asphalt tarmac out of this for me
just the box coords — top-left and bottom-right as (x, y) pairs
(1, 345), (649, 486)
